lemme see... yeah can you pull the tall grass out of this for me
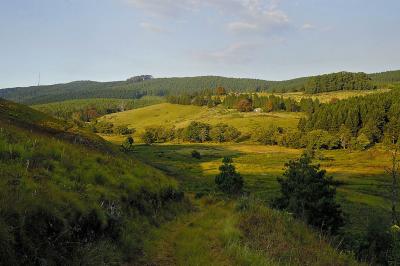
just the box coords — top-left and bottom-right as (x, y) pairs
(0, 122), (190, 265)
(235, 197), (361, 266)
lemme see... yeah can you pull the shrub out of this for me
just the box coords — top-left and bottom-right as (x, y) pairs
(215, 157), (244, 195)
(390, 225), (400, 265)
(183, 122), (211, 143)
(350, 133), (371, 150)
(305, 130), (340, 150)
(115, 125), (135, 135)
(141, 126), (175, 144)
(121, 136), (134, 152)
(253, 125), (282, 145)
(236, 99), (253, 112)
(141, 130), (155, 145)
(91, 121), (114, 134)
(216, 86), (226, 95)
(210, 123), (241, 143)
(191, 150), (201, 159)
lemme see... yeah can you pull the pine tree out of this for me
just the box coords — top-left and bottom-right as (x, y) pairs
(273, 153), (344, 234)
(215, 157), (244, 195)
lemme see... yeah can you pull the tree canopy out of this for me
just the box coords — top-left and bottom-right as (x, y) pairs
(273, 154), (344, 234)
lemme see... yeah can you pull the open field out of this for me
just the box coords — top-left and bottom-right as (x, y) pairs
(99, 103), (304, 142)
(257, 88), (391, 103)
(128, 143), (392, 237)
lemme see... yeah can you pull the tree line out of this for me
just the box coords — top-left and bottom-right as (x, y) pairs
(140, 122), (241, 145)
(2, 70), (399, 105)
(304, 72), (376, 94)
(223, 94), (317, 112)
(300, 87), (400, 147)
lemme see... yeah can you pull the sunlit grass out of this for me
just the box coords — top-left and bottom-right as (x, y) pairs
(99, 103), (303, 142)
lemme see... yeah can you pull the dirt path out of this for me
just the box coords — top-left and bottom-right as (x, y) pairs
(141, 200), (236, 266)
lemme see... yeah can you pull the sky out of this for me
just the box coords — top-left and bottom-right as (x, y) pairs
(1, 0), (400, 88)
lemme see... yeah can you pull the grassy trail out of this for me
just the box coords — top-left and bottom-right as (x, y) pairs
(141, 200), (237, 266)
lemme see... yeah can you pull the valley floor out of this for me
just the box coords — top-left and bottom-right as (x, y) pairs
(131, 143), (392, 240)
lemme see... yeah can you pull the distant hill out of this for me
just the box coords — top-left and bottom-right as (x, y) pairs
(1, 70), (399, 105)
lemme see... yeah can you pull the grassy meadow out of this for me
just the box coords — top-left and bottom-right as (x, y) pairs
(128, 142), (392, 252)
(99, 103), (303, 142)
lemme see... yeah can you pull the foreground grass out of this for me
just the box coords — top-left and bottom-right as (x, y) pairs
(0, 99), (190, 264)
(138, 197), (361, 266)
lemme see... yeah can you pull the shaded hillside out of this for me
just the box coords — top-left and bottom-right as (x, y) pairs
(0, 77), (269, 105)
(32, 96), (164, 121)
(0, 99), (189, 265)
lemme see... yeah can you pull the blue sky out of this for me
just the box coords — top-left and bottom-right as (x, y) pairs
(1, 0), (399, 88)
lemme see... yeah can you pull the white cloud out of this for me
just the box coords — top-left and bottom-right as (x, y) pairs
(193, 42), (266, 64)
(301, 23), (315, 30)
(125, 0), (196, 17)
(139, 22), (169, 33)
(228, 21), (258, 32)
(126, 0), (290, 35)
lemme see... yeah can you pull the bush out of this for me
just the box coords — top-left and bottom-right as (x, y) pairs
(115, 125), (135, 135)
(141, 126), (175, 144)
(349, 133), (371, 150)
(91, 121), (114, 134)
(183, 122), (211, 143)
(215, 157), (244, 195)
(305, 130), (340, 150)
(253, 125), (282, 145)
(210, 123), (241, 143)
(121, 136), (134, 152)
(236, 99), (253, 112)
(191, 150), (201, 159)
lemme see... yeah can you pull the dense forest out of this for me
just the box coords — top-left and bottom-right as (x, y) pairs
(370, 70), (400, 84)
(297, 86), (400, 151)
(0, 77), (268, 105)
(223, 94), (315, 112)
(304, 72), (376, 93)
(2, 70), (399, 105)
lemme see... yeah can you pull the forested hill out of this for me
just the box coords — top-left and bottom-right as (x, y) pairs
(1, 70), (399, 105)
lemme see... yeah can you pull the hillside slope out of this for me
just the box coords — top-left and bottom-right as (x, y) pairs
(2, 70), (399, 105)
(0, 98), (189, 265)
(99, 103), (303, 142)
